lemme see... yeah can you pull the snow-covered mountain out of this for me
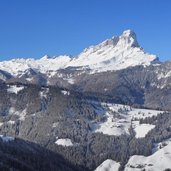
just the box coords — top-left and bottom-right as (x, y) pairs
(1, 30), (171, 171)
(68, 30), (159, 72)
(0, 30), (159, 77)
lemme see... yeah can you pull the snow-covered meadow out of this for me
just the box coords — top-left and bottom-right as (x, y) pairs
(91, 102), (163, 138)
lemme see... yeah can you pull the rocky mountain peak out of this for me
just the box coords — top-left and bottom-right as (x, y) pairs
(118, 29), (139, 47)
(122, 29), (136, 38)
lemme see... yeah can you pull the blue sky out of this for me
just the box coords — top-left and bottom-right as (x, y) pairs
(0, 0), (171, 61)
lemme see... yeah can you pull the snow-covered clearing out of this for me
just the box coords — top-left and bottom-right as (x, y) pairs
(55, 138), (73, 147)
(95, 159), (120, 171)
(7, 85), (24, 94)
(134, 124), (155, 138)
(91, 102), (163, 137)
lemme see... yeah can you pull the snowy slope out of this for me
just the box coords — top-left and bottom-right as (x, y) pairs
(91, 102), (163, 137)
(152, 138), (171, 154)
(68, 30), (158, 72)
(125, 141), (171, 171)
(95, 159), (120, 171)
(0, 30), (159, 77)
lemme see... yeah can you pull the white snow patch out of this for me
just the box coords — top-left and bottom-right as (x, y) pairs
(64, 78), (75, 84)
(55, 138), (73, 147)
(18, 109), (27, 121)
(26, 77), (34, 82)
(7, 120), (15, 125)
(52, 122), (59, 128)
(61, 90), (70, 96)
(125, 141), (171, 171)
(0, 135), (15, 142)
(7, 85), (24, 94)
(40, 88), (49, 98)
(9, 108), (27, 121)
(94, 111), (129, 136)
(134, 124), (155, 138)
(157, 71), (171, 80)
(95, 159), (120, 171)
